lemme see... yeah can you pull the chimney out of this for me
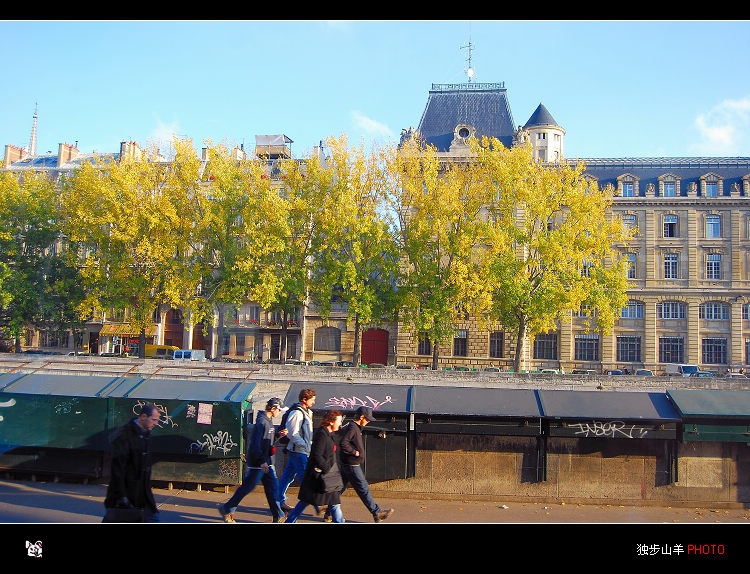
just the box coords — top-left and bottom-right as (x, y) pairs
(119, 141), (143, 161)
(57, 142), (79, 167)
(3, 144), (25, 167)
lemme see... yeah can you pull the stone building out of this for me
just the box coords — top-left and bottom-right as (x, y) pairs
(394, 81), (750, 374)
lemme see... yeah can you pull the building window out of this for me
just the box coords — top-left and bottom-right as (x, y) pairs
(702, 337), (727, 364)
(663, 182), (676, 197)
(622, 214), (637, 232)
(744, 304), (750, 320)
(705, 215), (721, 238)
(622, 182), (635, 197)
(574, 334), (599, 361)
(664, 253), (679, 279)
(657, 301), (685, 319)
(533, 333), (557, 360)
(489, 331), (504, 358)
(453, 330), (468, 357)
(621, 300), (644, 319)
(616, 336), (641, 362)
(746, 338), (750, 364)
(706, 253), (722, 280)
(626, 253), (637, 279)
(659, 337), (684, 363)
(417, 334), (432, 356)
(699, 302), (729, 320)
(705, 182), (718, 197)
(663, 214), (678, 238)
(314, 326), (341, 351)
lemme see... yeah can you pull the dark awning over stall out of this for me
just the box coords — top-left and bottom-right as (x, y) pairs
(538, 390), (680, 440)
(667, 389), (750, 442)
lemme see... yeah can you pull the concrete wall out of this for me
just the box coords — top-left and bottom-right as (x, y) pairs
(370, 434), (750, 508)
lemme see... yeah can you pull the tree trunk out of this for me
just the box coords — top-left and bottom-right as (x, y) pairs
(280, 309), (288, 364)
(352, 315), (361, 366)
(513, 319), (527, 373)
(139, 327), (146, 359)
(432, 340), (439, 370)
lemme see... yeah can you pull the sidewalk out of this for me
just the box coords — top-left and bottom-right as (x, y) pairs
(2, 478), (749, 524)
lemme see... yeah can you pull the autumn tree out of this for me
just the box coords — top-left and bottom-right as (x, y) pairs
(384, 137), (488, 370)
(235, 149), (329, 363)
(62, 141), (201, 357)
(471, 137), (629, 372)
(309, 136), (400, 365)
(0, 170), (75, 352)
(186, 142), (275, 357)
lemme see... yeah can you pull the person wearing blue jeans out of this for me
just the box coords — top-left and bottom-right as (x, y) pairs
(285, 410), (345, 523)
(218, 398), (288, 523)
(277, 388), (316, 512)
(326, 406), (393, 523)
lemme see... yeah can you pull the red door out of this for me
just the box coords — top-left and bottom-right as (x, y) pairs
(361, 328), (389, 366)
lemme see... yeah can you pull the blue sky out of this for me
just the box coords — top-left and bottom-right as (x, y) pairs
(2, 20), (750, 161)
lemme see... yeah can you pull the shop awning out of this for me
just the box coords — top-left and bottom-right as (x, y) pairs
(98, 323), (157, 337)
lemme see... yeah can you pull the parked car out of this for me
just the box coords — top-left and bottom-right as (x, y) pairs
(690, 371), (715, 378)
(635, 369), (654, 376)
(606, 369), (624, 375)
(173, 349), (206, 362)
(318, 361), (335, 367)
(366, 363), (385, 368)
(396, 364), (415, 369)
(728, 373), (748, 379)
(539, 368), (560, 374)
(306, 360), (320, 366)
(572, 369), (597, 375)
(483, 367), (501, 372)
(285, 359), (307, 366)
(335, 361), (356, 367)
(664, 363), (699, 377)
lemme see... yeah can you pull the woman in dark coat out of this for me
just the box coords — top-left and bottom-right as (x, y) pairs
(286, 409), (345, 523)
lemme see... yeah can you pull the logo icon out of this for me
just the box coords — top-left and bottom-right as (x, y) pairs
(26, 540), (42, 558)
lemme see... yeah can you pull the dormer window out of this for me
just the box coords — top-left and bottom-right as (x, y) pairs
(617, 174), (639, 197)
(658, 173), (681, 197)
(700, 173), (723, 197)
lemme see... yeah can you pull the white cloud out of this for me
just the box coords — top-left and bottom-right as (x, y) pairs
(145, 116), (182, 156)
(690, 95), (750, 156)
(351, 111), (394, 141)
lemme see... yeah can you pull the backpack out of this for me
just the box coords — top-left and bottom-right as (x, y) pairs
(277, 404), (305, 448)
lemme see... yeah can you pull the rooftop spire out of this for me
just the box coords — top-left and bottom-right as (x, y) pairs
(29, 103), (38, 157)
(461, 33), (474, 82)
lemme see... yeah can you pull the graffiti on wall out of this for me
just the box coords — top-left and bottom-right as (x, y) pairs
(324, 394), (394, 411)
(569, 420), (648, 439)
(188, 430), (238, 456)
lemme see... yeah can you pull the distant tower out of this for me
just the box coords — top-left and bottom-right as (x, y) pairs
(522, 103), (565, 162)
(29, 103), (38, 157)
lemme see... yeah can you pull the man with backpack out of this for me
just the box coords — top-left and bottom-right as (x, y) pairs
(277, 387), (316, 513)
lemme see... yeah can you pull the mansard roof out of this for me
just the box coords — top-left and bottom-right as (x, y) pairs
(572, 157), (750, 197)
(415, 82), (516, 151)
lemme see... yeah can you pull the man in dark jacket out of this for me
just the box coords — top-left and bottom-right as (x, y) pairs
(330, 406), (393, 523)
(103, 402), (161, 522)
(217, 397), (288, 523)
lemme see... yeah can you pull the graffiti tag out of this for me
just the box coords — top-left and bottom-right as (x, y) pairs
(0, 398), (15, 422)
(188, 430), (238, 455)
(324, 395), (394, 411)
(133, 400), (178, 429)
(569, 420), (648, 439)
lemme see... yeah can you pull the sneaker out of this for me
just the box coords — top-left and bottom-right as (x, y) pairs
(217, 503), (236, 523)
(273, 512), (288, 523)
(374, 509), (393, 523)
(313, 505), (323, 516)
(323, 514), (333, 523)
(280, 503), (294, 513)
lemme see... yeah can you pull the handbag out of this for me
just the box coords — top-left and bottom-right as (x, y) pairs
(102, 506), (146, 523)
(317, 462), (344, 493)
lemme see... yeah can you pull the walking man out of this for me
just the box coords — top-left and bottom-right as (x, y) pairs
(103, 403), (161, 522)
(218, 397), (288, 523)
(328, 406), (393, 523)
(277, 387), (316, 512)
